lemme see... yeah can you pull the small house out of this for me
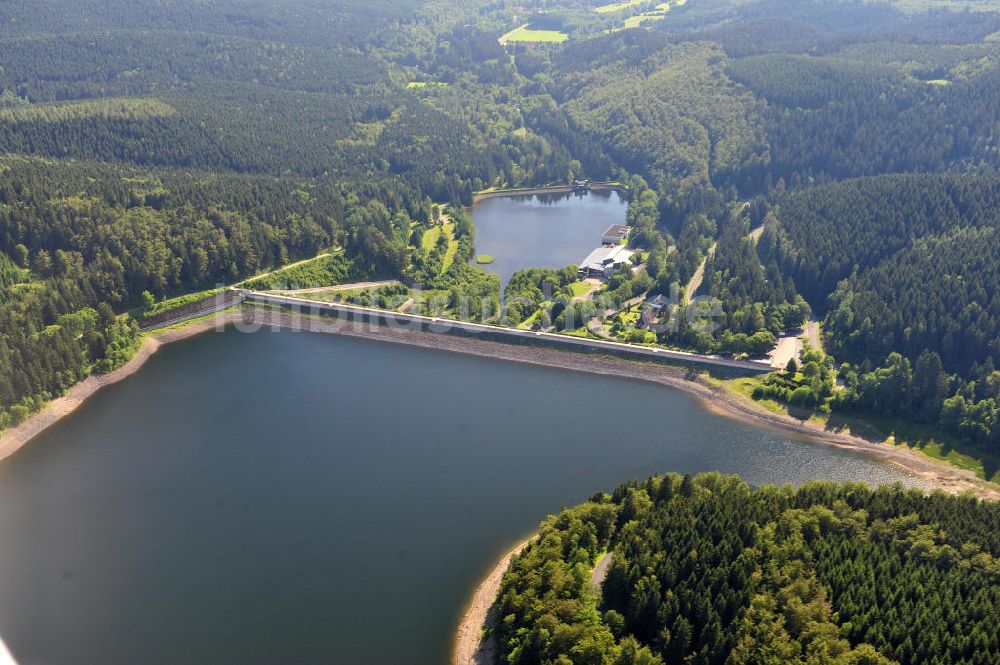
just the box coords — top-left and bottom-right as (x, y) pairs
(646, 294), (669, 311)
(637, 294), (670, 329)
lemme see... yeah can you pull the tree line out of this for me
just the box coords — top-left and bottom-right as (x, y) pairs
(496, 472), (999, 665)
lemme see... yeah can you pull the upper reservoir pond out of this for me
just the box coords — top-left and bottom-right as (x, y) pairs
(471, 189), (628, 288)
(0, 329), (920, 665)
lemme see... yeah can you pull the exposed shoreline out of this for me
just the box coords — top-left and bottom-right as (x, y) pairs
(254, 311), (998, 500)
(4, 306), (998, 502)
(0, 313), (234, 464)
(452, 537), (534, 665)
(3, 305), (997, 665)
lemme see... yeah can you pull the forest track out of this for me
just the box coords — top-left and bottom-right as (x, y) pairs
(683, 242), (717, 305)
(267, 280), (400, 295)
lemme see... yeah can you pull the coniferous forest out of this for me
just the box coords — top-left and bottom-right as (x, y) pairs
(497, 473), (1000, 665)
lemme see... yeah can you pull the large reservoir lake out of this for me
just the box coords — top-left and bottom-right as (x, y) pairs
(471, 190), (628, 288)
(0, 329), (921, 665)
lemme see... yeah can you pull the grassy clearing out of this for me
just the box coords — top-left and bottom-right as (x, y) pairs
(568, 281), (592, 298)
(561, 327), (595, 338)
(594, 0), (645, 13)
(147, 307), (236, 334)
(861, 414), (1000, 483)
(408, 289), (453, 316)
(421, 225), (442, 252)
(441, 226), (459, 271)
(624, 13), (664, 28)
(421, 220), (458, 271)
(499, 25), (569, 44)
(298, 287), (368, 303)
(406, 81), (448, 89)
(517, 307), (545, 330)
(725, 376), (789, 415)
(619, 0), (679, 29)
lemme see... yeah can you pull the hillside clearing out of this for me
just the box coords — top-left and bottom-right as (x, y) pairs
(499, 25), (569, 43)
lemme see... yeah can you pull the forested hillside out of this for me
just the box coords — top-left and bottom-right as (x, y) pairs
(0, 158), (341, 427)
(1, 0), (999, 469)
(759, 174), (1000, 309)
(497, 473), (1000, 665)
(745, 174), (1000, 455)
(727, 46), (1000, 185)
(0, 0), (580, 429)
(518, 1), (1000, 412)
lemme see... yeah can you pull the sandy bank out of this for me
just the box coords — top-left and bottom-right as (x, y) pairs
(453, 538), (533, 665)
(0, 312), (235, 464)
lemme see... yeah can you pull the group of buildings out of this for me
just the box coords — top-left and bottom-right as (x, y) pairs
(577, 224), (633, 279)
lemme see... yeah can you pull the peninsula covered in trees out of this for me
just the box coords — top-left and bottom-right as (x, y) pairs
(495, 473), (999, 665)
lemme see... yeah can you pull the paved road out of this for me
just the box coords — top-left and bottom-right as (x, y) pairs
(590, 551), (613, 591)
(244, 290), (773, 374)
(769, 334), (801, 369)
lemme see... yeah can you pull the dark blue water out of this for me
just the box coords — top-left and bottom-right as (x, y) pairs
(471, 190), (627, 289)
(0, 329), (920, 665)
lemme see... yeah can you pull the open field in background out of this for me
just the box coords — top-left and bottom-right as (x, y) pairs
(499, 25), (569, 43)
(624, 13), (664, 28)
(594, 0), (646, 13)
(619, 0), (683, 29)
